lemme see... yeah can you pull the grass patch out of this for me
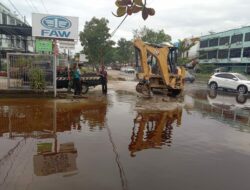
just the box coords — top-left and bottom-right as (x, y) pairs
(194, 73), (211, 82)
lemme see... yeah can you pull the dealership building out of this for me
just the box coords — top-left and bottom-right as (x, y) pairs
(199, 26), (250, 70)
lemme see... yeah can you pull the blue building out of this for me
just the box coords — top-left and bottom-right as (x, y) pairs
(199, 26), (250, 72)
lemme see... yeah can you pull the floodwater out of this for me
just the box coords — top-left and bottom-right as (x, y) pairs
(1, 88), (250, 190)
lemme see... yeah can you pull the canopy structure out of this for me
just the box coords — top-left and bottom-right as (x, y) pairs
(0, 24), (32, 36)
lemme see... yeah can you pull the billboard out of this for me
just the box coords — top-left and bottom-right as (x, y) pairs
(32, 13), (79, 40)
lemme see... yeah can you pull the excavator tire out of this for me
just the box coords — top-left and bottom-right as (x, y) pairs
(141, 84), (151, 96)
(136, 83), (143, 94)
(136, 82), (151, 96)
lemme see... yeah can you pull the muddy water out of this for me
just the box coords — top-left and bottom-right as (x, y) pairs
(1, 89), (250, 190)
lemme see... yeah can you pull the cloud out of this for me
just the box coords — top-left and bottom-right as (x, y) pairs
(2, 0), (250, 51)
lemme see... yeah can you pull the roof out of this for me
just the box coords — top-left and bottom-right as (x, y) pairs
(201, 26), (250, 38)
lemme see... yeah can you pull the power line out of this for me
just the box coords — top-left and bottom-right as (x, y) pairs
(7, 0), (23, 19)
(25, 0), (36, 12)
(40, 0), (48, 13)
(28, 0), (39, 13)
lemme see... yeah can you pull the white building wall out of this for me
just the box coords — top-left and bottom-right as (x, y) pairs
(187, 42), (200, 59)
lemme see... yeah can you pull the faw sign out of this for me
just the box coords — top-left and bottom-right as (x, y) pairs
(32, 13), (78, 40)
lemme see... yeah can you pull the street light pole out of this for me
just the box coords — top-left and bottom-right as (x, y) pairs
(53, 39), (58, 98)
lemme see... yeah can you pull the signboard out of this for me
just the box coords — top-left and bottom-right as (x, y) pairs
(79, 54), (88, 62)
(35, 39), (52, 52)
(32, 13), (79, 40)
(58, 40), (75, 49)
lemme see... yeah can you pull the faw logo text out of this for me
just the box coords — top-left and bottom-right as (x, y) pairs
(40, 16), (72, 38)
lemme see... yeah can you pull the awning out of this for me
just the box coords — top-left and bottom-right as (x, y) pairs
(0, 24), (32, 37)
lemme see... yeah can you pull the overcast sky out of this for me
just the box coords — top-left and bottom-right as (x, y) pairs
(2, 0), (250, 52)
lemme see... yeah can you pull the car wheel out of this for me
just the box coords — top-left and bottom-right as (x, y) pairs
(209, 82), (217, 90)
(237, 85), (247, 94)
(81, 84), (89, 94)
(236, 94), (247, 104)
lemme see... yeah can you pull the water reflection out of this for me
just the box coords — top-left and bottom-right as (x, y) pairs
(129, 107), (182, 157)
(207, 90), (250, 109)
(0, 98), (108, 137)
(192, 90), (250, 129)
(34, 142), (78, 176)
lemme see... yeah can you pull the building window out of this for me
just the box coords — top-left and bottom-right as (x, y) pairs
(208, 50), (217, 59)
(245, 32), (250, 42)
(243, 47), (250, 58)
(11, 36), (15, 47)
(199, 51), (208, 59)
(2, 13), (7, 24)
(200, 40), (208, 48)
(230, 48), (241, 58)
(231, 34), (243, 44)
(9, 17), (15, 25)
(219, 36), (230, 45)
(209, 38), (218, 47)
(16, 36), (21, 48)
(218, 49), (229, 59)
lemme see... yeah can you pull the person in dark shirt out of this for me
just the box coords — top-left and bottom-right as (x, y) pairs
(99, 65), (108, 94)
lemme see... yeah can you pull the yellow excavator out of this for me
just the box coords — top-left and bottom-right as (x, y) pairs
(134, 39), (186, 96)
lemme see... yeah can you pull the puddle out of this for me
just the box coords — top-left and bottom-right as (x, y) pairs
(1, 89), (250, 190)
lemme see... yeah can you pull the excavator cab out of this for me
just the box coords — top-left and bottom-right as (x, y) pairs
(134, 39), (185, 97)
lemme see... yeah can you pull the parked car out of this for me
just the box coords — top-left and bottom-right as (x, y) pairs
(208, 72), (250, 94)
(120, 67), (135, 74)
(184, 70), (195, 83)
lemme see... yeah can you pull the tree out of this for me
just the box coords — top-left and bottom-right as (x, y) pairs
(116, 38), (134, 64)
(79, 17), (114, 66)
(133, 26), (171, 44)
(113, 0), (155, 20)
(177, 38), (197, 65)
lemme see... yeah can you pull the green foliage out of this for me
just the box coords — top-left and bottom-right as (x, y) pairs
(177, 57), (190, 66)
(116, 38), (134, 64)
(198, 64), (217, 74)
(113, 0), (155, 20)
(79, 17), (114, 65)
(133, 26), (171, 44)
(176, 39), (197, 66)
(29, 68), (46, 90)
(177, 39), (196, 58)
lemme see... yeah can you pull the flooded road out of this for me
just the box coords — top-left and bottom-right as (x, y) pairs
(1, 87), (250, 190)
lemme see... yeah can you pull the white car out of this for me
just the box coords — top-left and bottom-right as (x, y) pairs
(208, 72), (250, 94)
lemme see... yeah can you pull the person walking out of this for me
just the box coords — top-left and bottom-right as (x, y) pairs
(73, 64), (81, 95)
(99, 65), (108, 94)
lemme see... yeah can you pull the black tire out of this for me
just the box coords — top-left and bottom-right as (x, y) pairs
(237, 85), (247, 94)
(209, 82), (217, 90)
(81, 84), (89, 94)
(236, 94), (247, 104)
(169, 89), (182, 97)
